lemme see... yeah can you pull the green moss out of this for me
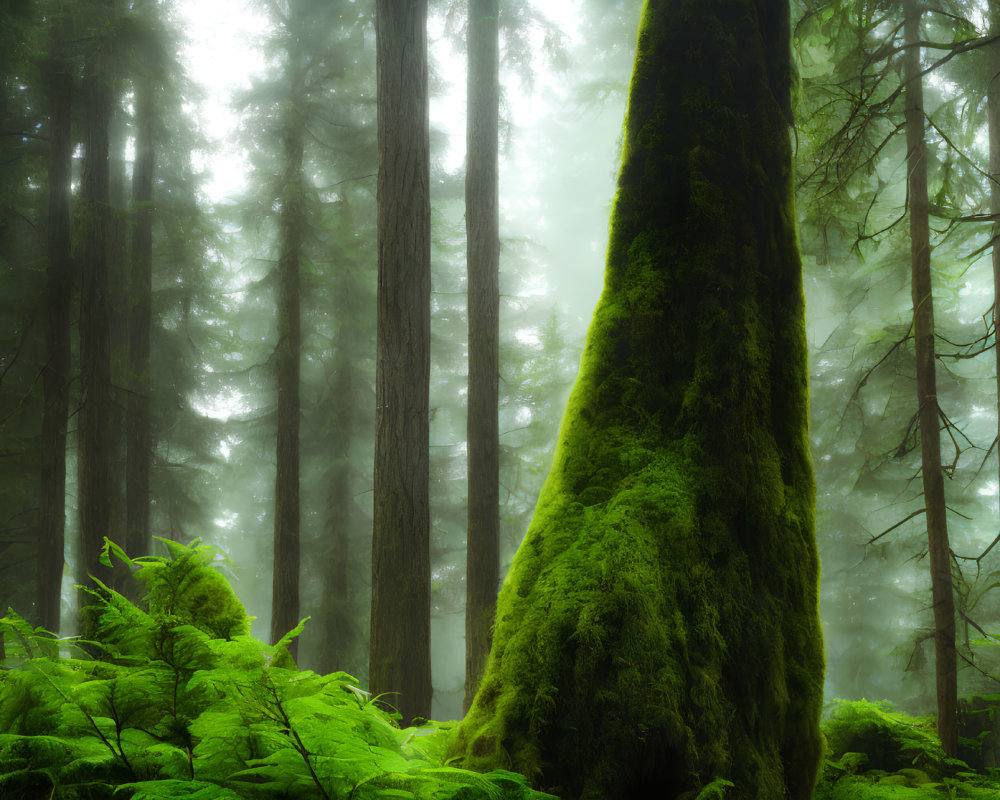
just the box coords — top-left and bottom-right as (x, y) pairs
(823, 701), (954, 779)
(811, 700), (1000, 800)
(448, 1), (822, 798)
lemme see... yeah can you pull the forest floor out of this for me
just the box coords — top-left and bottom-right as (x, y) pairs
(814, 699), (1000, 799)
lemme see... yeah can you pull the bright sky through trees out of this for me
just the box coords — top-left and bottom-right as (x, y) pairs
(174, 0), (590, 218)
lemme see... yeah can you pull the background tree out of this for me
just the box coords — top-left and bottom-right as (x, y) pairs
(450, 1), (824, 797)
(370, 0), (433, 724)
(269, 3), (306, 660)
(0, 0), (46, 640)
(793, 0), (1000, 713)
(77, 0), (117, 600)
(124, 0), (161, 597)
(464, 0), (501, 712)
(902, 0), (957, 754)
(37, 6), (74, 631)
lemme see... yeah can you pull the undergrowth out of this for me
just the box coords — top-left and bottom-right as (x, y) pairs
(814, 700), (1000, 799)
(0, 539), (553, 800)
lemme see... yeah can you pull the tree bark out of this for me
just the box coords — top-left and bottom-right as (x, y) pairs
(37, 21), (73, 633)
(126, 73), (154, 581)
(271, 50), (304, 659)
(989, 0), (1000, 633)
(370, 0), (432, 726)
(316, 329), (355, 674)
(449, 1), (823, 797)
(902, 0), (957, 757)
(464, 0), (501, 714)
(108, 101), (130, 588)
(78, 2), (115, 603)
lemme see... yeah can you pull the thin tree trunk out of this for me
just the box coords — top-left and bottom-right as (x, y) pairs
(78, 3), (115, 604)
(317, 331), (355, 674)
(464, 0), (501, 713)
(989, 0), (1000, 584)
(370, 0), (432, 725)
(108, 104), (130, 586)
(271, 47), (304, 658)
(126, 75), (154, 578)
(903, 0), (957, 756)
(37, 24), (73, 633)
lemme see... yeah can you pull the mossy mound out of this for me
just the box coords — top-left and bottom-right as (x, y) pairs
(823, 701), (955, 778)
(813, 700), (1000, 800)
(448, 1), (824, 798)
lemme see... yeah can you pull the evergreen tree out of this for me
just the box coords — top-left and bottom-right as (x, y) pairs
(77, 0), (117, 600)
(125, 0), (160, 594)
(464, 0), (501, 713)
(450, 1), (823, 797)
(902, 0), (957, 754)
(269, 1), (307, 661)
(794, 0), (1000, 709)
(37, 6), (74, 632)
(370, 0), (433, 725)
(0, 0), (46, 637)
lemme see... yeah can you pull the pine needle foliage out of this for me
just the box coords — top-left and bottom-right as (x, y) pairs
(0, 540), (552, 800)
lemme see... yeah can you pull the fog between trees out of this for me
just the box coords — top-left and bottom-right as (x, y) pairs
(5, 0), (1000, 730)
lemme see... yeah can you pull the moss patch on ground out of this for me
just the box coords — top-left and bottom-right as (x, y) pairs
(814, 700), (1000, 800)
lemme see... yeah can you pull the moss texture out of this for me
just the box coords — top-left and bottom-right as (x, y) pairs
(448, 1), (824, 798)
(813, 701), (999, 800)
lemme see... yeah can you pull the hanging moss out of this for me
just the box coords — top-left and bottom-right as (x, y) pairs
(449, 1), (823, 798)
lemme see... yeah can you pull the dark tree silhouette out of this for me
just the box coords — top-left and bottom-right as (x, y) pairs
(78, 0), (116, 603)
(37, 12), (73, 633)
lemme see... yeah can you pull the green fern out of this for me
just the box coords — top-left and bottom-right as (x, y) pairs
(0, 539), (555, 800)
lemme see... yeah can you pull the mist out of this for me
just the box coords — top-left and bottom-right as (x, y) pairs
(5, 1), (1000, 796)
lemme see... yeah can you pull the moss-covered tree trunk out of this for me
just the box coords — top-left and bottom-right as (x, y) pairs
(449, 2), (824, 798)
(903, 0), (957, 757)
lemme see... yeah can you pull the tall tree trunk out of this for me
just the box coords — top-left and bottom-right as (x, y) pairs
(316, 330), (355, 674)
(989, 0), (1000, 614)
(37, 21), (73, 633)
(370, 0), (432, 726)
(108, 101), (130, 590)
(902, 0), (957, 756)
(464, 0), (501, 713)
(449, 2), (823, 797)
(271, 53), (304, 659)
(78, 0), (115, 604)
(126, 74), (154, 578)
(108, 101), (129, 581)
